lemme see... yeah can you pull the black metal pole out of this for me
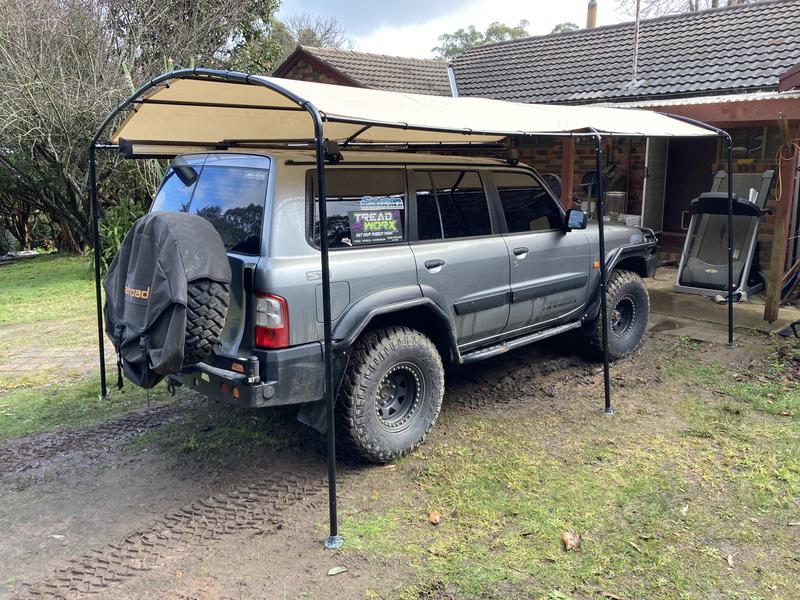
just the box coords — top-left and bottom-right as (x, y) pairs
(89, 144), (108, 399)
(592, 132), (613, 416)
(308, 105), (342, 550)
(725, 133), (734, 348)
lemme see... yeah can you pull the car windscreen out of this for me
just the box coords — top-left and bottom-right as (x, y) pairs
(152, 154), (268, 255)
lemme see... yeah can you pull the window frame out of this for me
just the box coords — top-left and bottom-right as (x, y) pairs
(305, 166), (410, 251)
(407, 168), (499, 244)
(488, 168), (567, 236)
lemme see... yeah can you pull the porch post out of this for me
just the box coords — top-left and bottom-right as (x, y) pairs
(560, 138), (575, 209)
(764, 125), (799, 323)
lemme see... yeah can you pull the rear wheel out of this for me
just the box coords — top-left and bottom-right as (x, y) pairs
(337, 326), (444, 463)
(585, 269), (649, 359)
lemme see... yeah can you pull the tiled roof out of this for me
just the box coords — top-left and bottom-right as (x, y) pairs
(452, 0), (800, 104)
(289, 46), (452, 96)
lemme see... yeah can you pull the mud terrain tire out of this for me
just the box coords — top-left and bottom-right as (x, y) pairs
(586, 269), (649, 359)
(337, 326), (445, 464)
(183, 279), (230, 365)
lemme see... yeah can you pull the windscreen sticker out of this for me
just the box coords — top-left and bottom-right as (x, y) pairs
(243, 170), (267, 180)
(359, 195), (404, 210)
(348, 210), (403, 245)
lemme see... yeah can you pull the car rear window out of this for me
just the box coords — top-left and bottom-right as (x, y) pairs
(308, 169), (406, 248)
(152, 154), (269, 255)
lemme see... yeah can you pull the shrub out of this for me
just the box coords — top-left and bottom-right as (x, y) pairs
(90, 199), (146, 274)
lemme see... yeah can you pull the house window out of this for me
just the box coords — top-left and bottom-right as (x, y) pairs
(721, 126), (783, 161)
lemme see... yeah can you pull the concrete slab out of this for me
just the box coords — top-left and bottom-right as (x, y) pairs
(645, 267), (800, 339)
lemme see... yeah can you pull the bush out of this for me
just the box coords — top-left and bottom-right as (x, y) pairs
(91, 199), (146, 274)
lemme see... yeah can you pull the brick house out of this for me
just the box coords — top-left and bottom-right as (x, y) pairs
(275, 0), (800, 271)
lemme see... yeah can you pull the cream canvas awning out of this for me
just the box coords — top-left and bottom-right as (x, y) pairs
(110, 73), (719, 151)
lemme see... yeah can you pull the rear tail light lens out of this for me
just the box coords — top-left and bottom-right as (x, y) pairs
(255, 293), (289, 349)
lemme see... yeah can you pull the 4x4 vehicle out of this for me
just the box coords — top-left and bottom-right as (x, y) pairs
(148, 150), (656, 462)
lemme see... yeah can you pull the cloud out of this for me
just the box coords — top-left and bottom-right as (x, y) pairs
(277, 0), (473, 36)
(348, 0), (624, 58)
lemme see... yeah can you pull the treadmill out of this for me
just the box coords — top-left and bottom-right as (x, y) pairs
(674, 170), (774, 301)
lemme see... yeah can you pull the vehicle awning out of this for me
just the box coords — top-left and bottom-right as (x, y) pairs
(111, 74), (718, 153)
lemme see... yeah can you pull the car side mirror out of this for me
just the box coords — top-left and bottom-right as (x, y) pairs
(565, 209), (588, 231)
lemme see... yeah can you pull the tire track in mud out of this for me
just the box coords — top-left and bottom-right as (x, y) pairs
(13, 347), (611, 598)
(0, 400), (199, 478)
(446, 350), (597, 410)
(17, 459), (331, 599)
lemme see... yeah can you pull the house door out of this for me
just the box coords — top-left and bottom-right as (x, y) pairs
(662, 138), (717, 234)
(641, 138), (668, 232)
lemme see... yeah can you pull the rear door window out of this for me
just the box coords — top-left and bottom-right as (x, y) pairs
(414, 170), (492, 240)
(152, 154), (268, 254)
(495, 171), (563, 233)
(308, 169), (406, 248)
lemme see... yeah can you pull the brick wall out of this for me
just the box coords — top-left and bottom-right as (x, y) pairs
(282, 60), (344, 86)
(514, 136), (647, 214)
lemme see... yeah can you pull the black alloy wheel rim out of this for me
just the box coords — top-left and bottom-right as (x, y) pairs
(375, 362), (423, 430)
(611, 294), (637, 339)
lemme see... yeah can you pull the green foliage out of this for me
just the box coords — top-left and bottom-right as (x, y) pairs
(95, 199), (147, 274)
(551, 22), (579, 34)
(432, 20), (530, 60)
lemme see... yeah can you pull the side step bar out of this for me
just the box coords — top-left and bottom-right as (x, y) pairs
(460, 321), (582, 364)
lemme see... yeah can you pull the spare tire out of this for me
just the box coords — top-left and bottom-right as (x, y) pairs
(103, 212), (232, 388)
(184, 279), (230, 365)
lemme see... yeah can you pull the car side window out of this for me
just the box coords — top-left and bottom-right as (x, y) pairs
(495, 171), (563, 233)
(414, 170), (492, 240)
(309, 169), (406, 248)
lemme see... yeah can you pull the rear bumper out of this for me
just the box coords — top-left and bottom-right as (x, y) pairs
(169, 342), (324, 408)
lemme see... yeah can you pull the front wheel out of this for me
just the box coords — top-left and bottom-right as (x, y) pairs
(584, 269), (650, 359)
(337, 326), (445, 463)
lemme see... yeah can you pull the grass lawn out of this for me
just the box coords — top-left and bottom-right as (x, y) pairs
(0, 254), (96, 325)
(338, 338), (800, 599)
(0, 254), (183, 439)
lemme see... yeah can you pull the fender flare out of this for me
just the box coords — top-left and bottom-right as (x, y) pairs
(583, 243), (655, 322)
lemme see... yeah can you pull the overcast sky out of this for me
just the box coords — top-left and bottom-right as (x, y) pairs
(277, 0), (627, 58)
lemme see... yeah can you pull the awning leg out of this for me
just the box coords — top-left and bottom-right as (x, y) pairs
(90, 144), (108, 399)
(309, 108), (343, 550)
(725, 133), (734, 349)
(592, 132), (613, 416)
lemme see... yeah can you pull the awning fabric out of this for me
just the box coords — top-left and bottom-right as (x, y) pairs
(111, 75), (718, 150)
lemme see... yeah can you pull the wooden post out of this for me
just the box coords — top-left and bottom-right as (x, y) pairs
(764, 124), (799, 323)
(561, 137), (575, 209)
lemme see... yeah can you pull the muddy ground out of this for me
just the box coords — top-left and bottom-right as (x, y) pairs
(0, 330), (796, 599)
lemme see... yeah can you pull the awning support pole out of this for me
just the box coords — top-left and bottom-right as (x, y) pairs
(592, 132), (613, 416)
(307, 105), (343, 550)
(89, 144), (108, 399)
(725, 133), (734, 348)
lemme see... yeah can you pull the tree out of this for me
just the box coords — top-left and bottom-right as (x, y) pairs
(0, 0), (281, 252)
(551, 22), (580, 33)
(433, 20), (530, 60)
(616, 0), (755, 18)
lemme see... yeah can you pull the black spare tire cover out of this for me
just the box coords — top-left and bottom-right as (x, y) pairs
(103, 211), (232, 388)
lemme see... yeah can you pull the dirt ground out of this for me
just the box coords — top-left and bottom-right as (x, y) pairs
(1, 329), (798, 599)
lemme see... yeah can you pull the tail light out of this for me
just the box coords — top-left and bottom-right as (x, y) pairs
(254, 293), (289, 349)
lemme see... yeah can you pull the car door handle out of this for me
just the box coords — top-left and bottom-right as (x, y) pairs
(513, 247), (529, 257)
(424, 259), (446, 270)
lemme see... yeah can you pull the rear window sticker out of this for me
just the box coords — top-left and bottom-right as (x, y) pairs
(359, 195), (404, 210)
(348, 210), (403, 245)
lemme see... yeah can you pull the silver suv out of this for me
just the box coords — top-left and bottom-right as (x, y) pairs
(156, 150), (657, 462)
